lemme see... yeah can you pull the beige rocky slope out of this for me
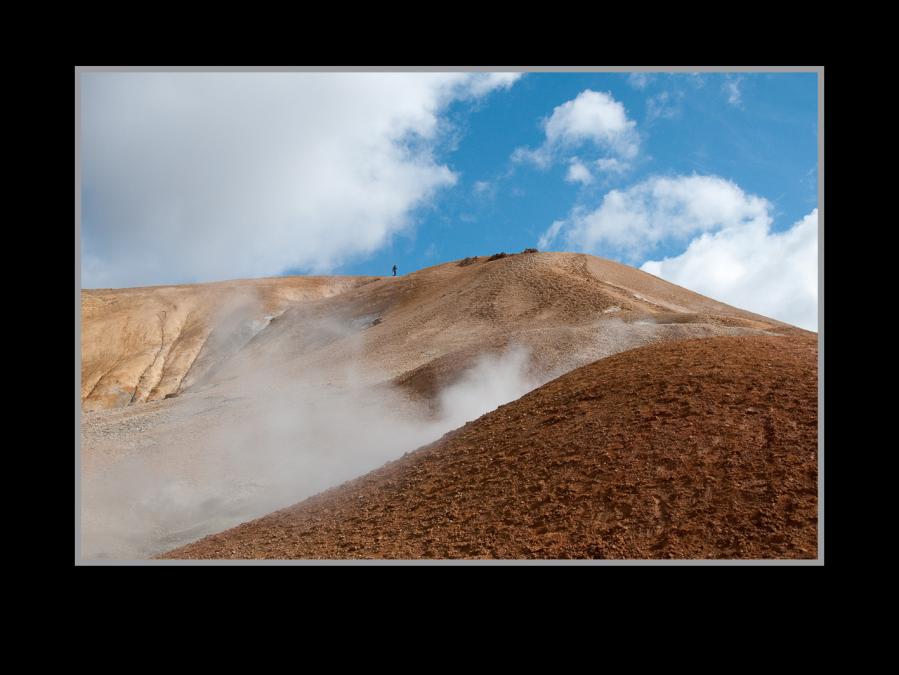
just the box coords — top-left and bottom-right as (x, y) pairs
(81, 276), (377, 410)
(82, 253), (801, 412)
(134, 252), (802, 407)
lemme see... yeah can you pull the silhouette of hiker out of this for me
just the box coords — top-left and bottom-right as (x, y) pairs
(392, 264), (397, 277)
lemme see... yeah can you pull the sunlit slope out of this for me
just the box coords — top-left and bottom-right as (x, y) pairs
(81, 276), (376, 410)
(81, 252), (807, 411)
(180, 252), (803, 402)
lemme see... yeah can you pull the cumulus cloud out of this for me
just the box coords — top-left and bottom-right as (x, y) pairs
(565, 159), (593, 185)
(541, 174), (771, 261)
(512, 89), (639, 169)
(81, 72), (522, 288)
(538, 173), (818, 330)
(642, 209), (818, 331)
(544, 90), (639, 158)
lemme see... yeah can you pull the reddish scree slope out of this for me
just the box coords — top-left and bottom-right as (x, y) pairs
(162, 334), (818, 560)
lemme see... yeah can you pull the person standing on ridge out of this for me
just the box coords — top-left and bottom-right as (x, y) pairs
(392, 264), (397, 277)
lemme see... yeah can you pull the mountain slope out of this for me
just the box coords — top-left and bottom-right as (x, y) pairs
(82, 252), (803, 412)
(161, 334), (818, 560)
(81, 276), (376, 410)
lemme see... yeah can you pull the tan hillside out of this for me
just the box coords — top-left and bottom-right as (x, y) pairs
(81, 252), (802, 412)
(81, 276), (377, 410)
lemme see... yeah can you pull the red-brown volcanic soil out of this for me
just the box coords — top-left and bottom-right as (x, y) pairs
(161, 334), (818, 560)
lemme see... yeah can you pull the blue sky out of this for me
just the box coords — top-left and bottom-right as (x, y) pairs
(337, 72), (817, 277)
(81, 71), (818, 329)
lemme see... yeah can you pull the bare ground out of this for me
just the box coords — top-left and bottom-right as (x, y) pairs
(161, 334), (818, 560)
(81, 253), (816, 559)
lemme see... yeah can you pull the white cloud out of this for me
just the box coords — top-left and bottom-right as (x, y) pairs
(537, 220), (565, 250)
(510, 145), (548, 167)
(565, 159), (593, 185)
(801, 164), (818, 192)
(596, 158), (629, 174)
(547, 174), (771, 261)
(540, 173), (818, 329)
(723, 76), (743, 106)
(646, 90), (683, 122)
(512, 89), (639, 169)
(464, 72), (523, 97)
(472, 178), (501, 202)
(81, 72), (521, 288)
(642, 209), (818, 331)
(627, 73), (653, 90)
(544, 90), (639, 159)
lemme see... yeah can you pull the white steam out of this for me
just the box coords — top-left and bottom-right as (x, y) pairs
(81, 303), (775, 559)
(436, 346), (540, 430)
(81, 331), (545, 559)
